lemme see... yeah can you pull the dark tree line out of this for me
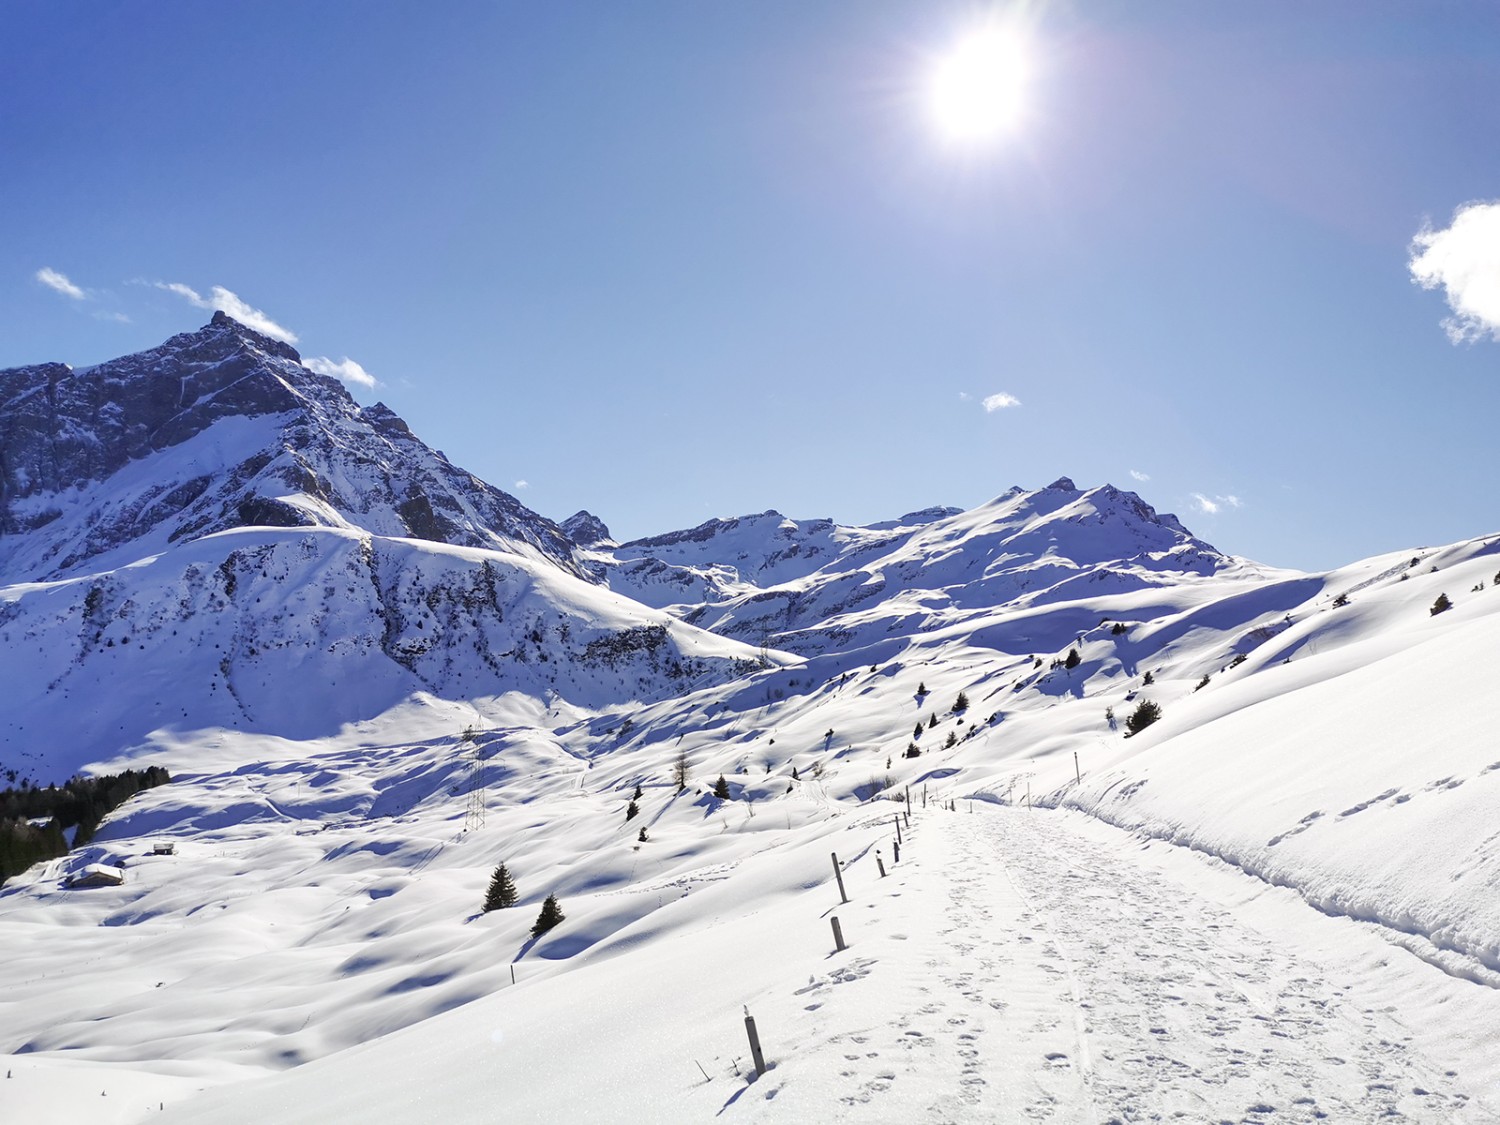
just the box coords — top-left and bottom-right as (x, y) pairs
(0, 766), (172, 885)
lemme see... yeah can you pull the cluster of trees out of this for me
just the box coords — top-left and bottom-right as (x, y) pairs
(0, 767), (172, 885)
(483, 862), (566, 938)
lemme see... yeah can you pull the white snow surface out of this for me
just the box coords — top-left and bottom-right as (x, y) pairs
(2, 469), (1498, 1120)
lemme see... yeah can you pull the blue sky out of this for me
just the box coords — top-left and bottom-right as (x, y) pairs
(4, 1), (1498, 570)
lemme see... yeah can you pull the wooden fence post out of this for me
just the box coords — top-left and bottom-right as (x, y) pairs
(831, 852), (849, 904)
(831, 916), (847, 952)
(744, 1008), (767, 1076)
(876, 850), (887, 877)
(893, 838), (901, 863)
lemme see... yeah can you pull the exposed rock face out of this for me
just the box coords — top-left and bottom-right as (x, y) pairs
(0, 314), (583, 580)
(561, 510), (613, 547)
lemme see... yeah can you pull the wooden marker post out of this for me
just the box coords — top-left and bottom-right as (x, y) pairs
(893, 838), (901, 863)
(831, 916), (847, 952)
(831, 852), (849, 904)
(744, 1008), (767, 1077)
(894, 814), (902, 845)
(876, 851), (887, 878)
(1074, 751), (1081, 785)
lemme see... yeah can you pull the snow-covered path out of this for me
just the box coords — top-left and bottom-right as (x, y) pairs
(775, 806), (1485, 1123)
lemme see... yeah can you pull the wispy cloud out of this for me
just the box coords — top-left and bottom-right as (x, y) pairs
(982, 392), (1021, 412)
(304, 355), (376, 389)
(513, 479), (530, 491)
(93, 310), (132, 324)
(154, 281), (298, 344)
(1190, 492), (1242, 516)
(957, 391), (972, 402)
(36, 267), (86, 300)
(1129, 469), (1150, 482)
(1409, 200), (1500, 343)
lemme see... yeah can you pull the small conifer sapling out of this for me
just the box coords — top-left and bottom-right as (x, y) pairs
(531, 894), (565, 937)
(483, 863), (518, 912)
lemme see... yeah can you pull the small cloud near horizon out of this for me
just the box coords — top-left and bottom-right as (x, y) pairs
(36, 267), (86, 300)
(304, 355), (376, 390)
(982, 392), (1021, 412)
(513, 480), (530, 491)
(958, 391), (972, 402)
(154, 281), (298, 344)
(1409, 200), (1500, 343)
(1129, 469), (1150, 482)
(1190, 492), (1243, 516)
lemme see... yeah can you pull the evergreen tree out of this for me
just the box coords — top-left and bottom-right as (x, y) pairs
(928, 714), (938, 730)
(625, 799), (639, 821)
(944, 732), (957, 749)
(483, 863), (518, 912)
(1431, 593), (1453, 616)
(531, 893), (565, 937)
(914, 722), (924, 740)
(632, 784), (643, 800)
(1143, 670), (1155, 685)
(1065, 648), (1081, 670)
(1125, 699), (1162, 736)
(638, 826), (649, 842)
(672, 750), (691, 792)
(791, 766), (799, 780)
(952, 691), (970, 713)
(916, 682), (928, 696)
(713, 775), (730, 800)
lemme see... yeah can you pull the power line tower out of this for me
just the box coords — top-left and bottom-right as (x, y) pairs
(461, 725), (486, 833)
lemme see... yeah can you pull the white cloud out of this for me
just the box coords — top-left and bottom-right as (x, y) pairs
(982, 392), (1021, 412)
(36, 267), (86, 300)
(304, 355), (377, 389)
(958, 391), (972, 402)
(1409, 200), (1500, 343)
(93, 310), (131, 324)
(1129, 469), (1150, 482)
(1190, 492), (1243, 516)
(155, 281), (298, 344)
(513, 480), (530, 491)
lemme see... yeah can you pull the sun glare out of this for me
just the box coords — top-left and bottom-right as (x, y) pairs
(927, 25), (1029, 146)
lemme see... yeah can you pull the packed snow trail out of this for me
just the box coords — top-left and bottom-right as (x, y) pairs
(779, 805), (1480, 1123)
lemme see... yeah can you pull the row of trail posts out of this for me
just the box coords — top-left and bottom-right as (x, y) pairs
(741, 789), (915, 1081)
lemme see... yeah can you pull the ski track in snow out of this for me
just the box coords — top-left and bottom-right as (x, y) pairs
(797, 808), (1476, 1123)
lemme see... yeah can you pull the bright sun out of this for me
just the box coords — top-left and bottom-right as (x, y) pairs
(927, 25), (1030, 145)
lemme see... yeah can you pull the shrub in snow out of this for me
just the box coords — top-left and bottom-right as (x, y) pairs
(916, 682), (928, 696)
(1143, 670), (1155, 685)
(637, 826), (648, 842)
(1195, 674), (1210, 692)
(483, 863), (517, 912)
(904, 742), (920, 758)
(713, 775), (730, 800)
(1125, 699), (1162, 736)
(1431, 593), (1453, 616)
(1065, 649), (1081, 670)
(1332, 592), (1350, 608)
(625, 800), (639, 821)
(531, 894), (565, 937)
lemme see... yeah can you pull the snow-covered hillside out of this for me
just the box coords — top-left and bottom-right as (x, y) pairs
(1, 318), (1497, 1122)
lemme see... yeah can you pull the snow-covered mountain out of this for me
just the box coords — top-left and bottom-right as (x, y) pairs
(0, 312), (581, 581)
(2, 318), (1498, 1122)
(590, 479), (1261, 654)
